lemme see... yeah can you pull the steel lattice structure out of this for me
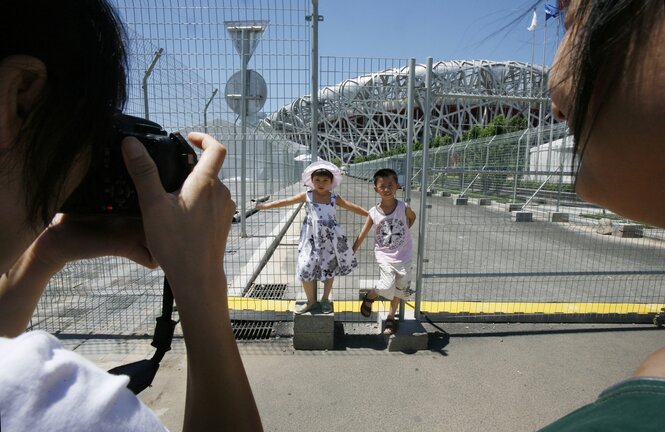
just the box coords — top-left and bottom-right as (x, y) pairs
(263, 60), (550, 163)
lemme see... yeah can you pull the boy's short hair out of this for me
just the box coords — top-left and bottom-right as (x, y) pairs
(311, 168), (334, 180)
(373, 168), (399, 185)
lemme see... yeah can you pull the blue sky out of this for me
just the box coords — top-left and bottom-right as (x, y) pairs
(113, 0), (565, 128)
(318, 0), (563, 66)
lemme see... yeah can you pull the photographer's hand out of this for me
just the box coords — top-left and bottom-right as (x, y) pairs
(0, 215), (157, 337)
(121, 133), (262, 432)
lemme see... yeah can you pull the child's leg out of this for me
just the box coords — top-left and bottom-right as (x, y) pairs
(295, 280), (319, 314)
(320, 278), (335, 313)
(302, 280), (317, 306)
(387, 297), (401, 319)
(321, 278), (334, 302)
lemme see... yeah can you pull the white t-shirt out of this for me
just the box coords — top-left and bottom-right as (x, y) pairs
(0, 331), (167, 432)
(369, 199), (413, 264)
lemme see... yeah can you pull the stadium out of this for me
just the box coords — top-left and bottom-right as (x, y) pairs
(262, 60), (551, 163)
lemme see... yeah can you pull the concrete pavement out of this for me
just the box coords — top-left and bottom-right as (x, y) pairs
(64, 322), (665, 432)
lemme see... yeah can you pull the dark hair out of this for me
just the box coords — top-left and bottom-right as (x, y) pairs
(557, 0), (663, 157)
(1, 0), (128, 228)
(311, 168), (334, 181)
(373, 168), (398, 185)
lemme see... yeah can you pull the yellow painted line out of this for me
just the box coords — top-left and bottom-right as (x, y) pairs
(419, 301), (665, 315)
(227, 297), (665, 315)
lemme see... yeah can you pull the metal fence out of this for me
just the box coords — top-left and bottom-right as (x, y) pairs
(31, 0), (312, 336)
(30, 3), (665, 337)
(350, 79), (665, 324)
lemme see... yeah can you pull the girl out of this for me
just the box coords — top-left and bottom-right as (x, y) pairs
(256, 160), (368, 314)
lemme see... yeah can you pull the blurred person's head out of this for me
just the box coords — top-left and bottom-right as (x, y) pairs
(0, 0), (128, 269)
(548, 0), (665, 227)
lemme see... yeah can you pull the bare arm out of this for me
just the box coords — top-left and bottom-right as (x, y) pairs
(633, 346), (665, 378)
(352, 216), (374, 253)
(255, 192), (306, 210)
(336, 195), (369, 217)
(406, 205), (417, 228)
(122, 133), (262, 432)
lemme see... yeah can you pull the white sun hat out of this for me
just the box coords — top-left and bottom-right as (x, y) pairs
(301, 160), (343, 191)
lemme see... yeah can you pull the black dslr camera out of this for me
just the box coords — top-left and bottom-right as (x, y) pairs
(61, 113), (197, 216)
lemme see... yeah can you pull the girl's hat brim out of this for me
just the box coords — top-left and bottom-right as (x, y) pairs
(302, 160), (343, 190)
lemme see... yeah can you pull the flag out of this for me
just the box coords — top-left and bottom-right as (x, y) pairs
(527, 9), (537, 32)
(544, 3), (560, 21)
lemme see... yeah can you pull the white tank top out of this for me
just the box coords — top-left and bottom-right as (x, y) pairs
(369, 200), (413, 263)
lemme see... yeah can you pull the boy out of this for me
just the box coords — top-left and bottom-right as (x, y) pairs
(352, 168), (416, 335)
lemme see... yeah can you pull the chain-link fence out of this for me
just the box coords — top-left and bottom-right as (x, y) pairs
(30, 4), (665, 337)
(31, 0), (312, 336)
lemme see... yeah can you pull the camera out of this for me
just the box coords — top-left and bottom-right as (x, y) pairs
(61, 113), (197, 216)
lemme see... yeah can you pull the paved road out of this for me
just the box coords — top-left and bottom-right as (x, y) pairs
(63, 322), (665, 432)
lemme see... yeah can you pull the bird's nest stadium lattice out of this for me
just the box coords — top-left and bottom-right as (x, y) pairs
(262, 60), (550, 163)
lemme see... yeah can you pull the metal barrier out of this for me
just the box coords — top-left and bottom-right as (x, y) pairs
(29, 4), (665, 336)
(31, 0), (312, 336)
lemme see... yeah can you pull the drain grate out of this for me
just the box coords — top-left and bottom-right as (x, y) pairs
(246, 283), (287, 299)
(232, 320), (274, 340)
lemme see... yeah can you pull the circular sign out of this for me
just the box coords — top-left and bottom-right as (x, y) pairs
(225, 70), (268, 116)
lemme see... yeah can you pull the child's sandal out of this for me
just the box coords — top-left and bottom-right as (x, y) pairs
(383, 317), (397, 335)
(360, 293), (375, 317)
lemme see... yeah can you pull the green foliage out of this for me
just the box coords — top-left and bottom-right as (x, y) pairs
(462, 125), (483, 141)
(350, 114), (528, 165)
(518, 180), (575, 193)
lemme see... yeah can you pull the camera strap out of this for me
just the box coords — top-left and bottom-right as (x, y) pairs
(108, 276), (178, 394)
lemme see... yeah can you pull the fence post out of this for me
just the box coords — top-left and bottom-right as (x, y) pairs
(399, 58), (417, 321)
(203, 88), (218, 134)
(513, 129), (528, 202)
(142, 48), (163, 120)
(415, 57), (433, 319)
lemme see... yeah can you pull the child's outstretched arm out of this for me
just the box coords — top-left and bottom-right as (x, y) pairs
(406, 205), (417, 228)
(255, 192), (306, 210)
(352, 216), (373, 253)
(335, 196), (369, 217)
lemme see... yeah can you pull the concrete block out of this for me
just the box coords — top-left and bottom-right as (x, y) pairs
(550, 212), (569, 222)
(596, 218), (613, 235)
(613, 223), (643, 238)
(293, 311), (334, 333)
(293, 310), (335, 350)
(514, 211), (532, 222)
(426, 189), (433, 196)
(438, 191), (451, 197)
(387, 319), (429, 352)
(293, 331), (334, 350)
(453, 195), (468, 206)
(478, 198), (492, 206)
(507, 203), (522, 212)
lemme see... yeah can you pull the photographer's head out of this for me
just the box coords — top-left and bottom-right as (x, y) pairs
(0, 0), (127, 230)
(0, 0), (127, 270)
(548, 0), (665, 227)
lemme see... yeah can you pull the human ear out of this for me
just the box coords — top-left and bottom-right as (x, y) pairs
(0, 55), (47, 149)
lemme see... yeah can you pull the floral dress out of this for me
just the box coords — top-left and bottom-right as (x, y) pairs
(296, 190), (357, 281)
